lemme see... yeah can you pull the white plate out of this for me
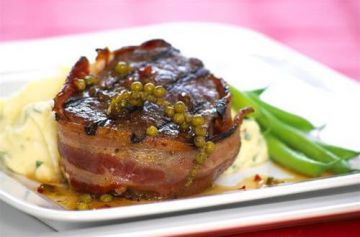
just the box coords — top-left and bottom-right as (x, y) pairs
(0, 23), (360, 234)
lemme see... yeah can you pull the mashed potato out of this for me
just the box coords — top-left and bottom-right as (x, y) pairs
(223, 119), (269, 175)
(0, 75), (65, 183)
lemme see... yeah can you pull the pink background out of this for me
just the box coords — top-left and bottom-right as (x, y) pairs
(1, 0), (359, 82)
(0, 0), (359, 236)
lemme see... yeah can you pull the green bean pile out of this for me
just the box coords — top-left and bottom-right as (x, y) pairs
(230, 86), (359, 177)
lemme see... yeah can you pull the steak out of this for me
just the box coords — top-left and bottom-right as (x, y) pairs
(53, 39), (251, 199)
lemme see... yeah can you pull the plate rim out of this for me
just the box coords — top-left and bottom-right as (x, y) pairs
(1, 172), (359, 222)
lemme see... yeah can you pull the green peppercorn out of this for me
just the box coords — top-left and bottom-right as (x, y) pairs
(130, 81), (143, 92)
(195, 151), (207, 165)
(99, 194), (113, 202)
(77, 202), (89, 210)
(115, 61), (132, 76)
(131, 91), (141, 99)
(165, 106), (175, 117)
(119, 99), (127, 107)
(156, 98), (166, 106)
(205, 141), (215, 154)
(128, 99), (136, 106)
(185, 113), (193, 123)
(110, 96), (118, 104)
(191, 115), (205, 126)
(180, 122), (189, 131)
(129, 98), (142, 106)
(194, 136), (206, 148)
(107, 97), (120, 114)
(110, 98), (120, 112)
(173, 113), (185, 124)
(194, 126), (207, 136)
(114, 94), (122, 103)
(119, 90), (130, 100)
(141, 91), (148, 101)
(162, 100), (171, 108)
(146, 125), (158, 136)
(188, 165), (199, 183)
(79, 194), (92, 203)
(144, 82), (155, 94)
(146, 94), (157, 103)
(84, 75), (99, 86)
(74, 78), (86, 91)
(174, 101), (186, 113)
(153, 86), (166, 98)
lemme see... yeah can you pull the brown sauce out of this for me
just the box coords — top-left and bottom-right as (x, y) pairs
(37, 184), (152, 210)
(37, 172), (307, 210)
(203, 174), (302, 196)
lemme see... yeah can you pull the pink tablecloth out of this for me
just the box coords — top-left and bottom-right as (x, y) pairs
(0, 0), (359, 236)
(1, 0), (359, 82)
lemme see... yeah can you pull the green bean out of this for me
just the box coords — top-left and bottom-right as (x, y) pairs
(259, 108), (349, 173)
(229, 85), (260, 118)
(246, 88), (267, 96)
(316, 142), (360, 160)
(230, 85), (350, 174)
(265, 134), (331, 177)
(246, 92), (315, 132)
(245, 89), (359, 160)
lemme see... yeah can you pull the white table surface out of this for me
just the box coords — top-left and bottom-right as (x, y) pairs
(0, 201), (53, 237)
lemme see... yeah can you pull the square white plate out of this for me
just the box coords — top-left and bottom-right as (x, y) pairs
(0, 23), (359, 235)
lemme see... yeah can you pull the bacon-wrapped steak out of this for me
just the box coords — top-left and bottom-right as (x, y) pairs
(53, 39), (251, 199)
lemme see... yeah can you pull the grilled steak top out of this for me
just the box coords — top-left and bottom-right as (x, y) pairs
(56, 39), (232, 143)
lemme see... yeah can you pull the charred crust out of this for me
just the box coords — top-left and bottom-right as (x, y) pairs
(84, 119), (107, 136)
(215, 98), (227, 118)
(84, 123), (98, 136)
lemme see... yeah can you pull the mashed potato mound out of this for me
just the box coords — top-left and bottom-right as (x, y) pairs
(0, 74), (65, 183)
(224, 119), (269, 175)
